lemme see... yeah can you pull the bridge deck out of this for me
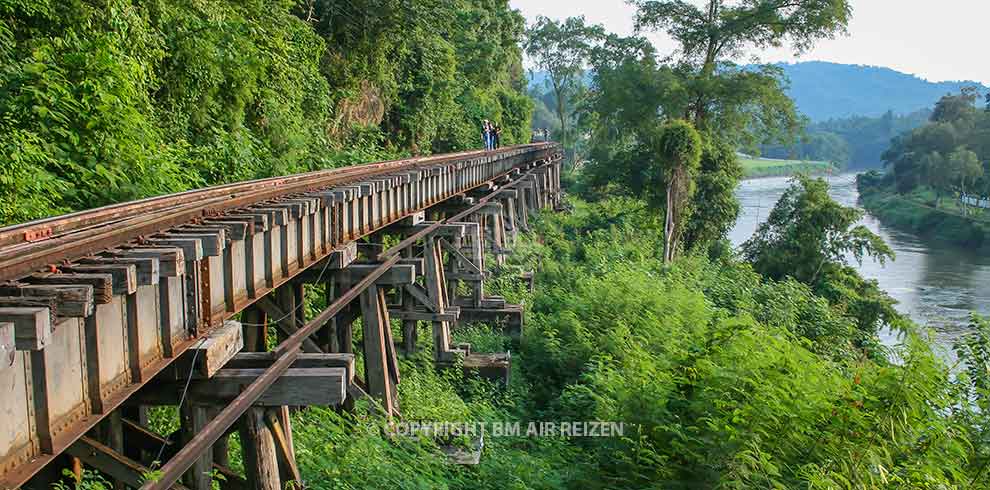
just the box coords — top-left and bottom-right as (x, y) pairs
(0, 143), (562, 489)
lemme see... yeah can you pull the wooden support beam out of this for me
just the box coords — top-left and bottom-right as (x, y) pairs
(134, 368), (348, 407)
(463, 353), (511, 386)
(223, 352), (355, 383)
(170, 321), (244, 379)
(359, 286), (397, 415)
(179, 405), (212, 490)
(66, 436), (191, 490)
(335, 264), (416, 286)
(403, 284), (438, 313)
(387, 310), (458, 323)
(437, 239), (483, 275)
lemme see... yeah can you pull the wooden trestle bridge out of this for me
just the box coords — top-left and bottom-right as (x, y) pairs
(0, 143), (563, 490)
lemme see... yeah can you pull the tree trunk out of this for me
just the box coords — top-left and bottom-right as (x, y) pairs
(553, 83), (567, 168)
(664, 182), (675, 264)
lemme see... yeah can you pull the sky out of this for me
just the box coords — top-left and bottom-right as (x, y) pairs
(508, 0), (990, 85)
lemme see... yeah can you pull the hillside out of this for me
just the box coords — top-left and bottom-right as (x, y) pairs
(528, 62), (988, 122)
(775, 61), (988, 121)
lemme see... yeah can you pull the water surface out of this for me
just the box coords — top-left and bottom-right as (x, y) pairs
(730, 173), (990, 354)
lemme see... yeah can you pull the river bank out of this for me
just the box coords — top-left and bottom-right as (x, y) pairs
(740, 157), (834, 179)
(856, 175), (990, 251)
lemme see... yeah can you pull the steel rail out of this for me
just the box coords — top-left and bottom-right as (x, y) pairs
(139, 254), (401, 490)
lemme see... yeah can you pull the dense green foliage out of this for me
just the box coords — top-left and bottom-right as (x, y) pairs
(879, 89), (989, 198)
(858, 174), (990, 249)
(0, 0), (533, 225)
(743, 176), (903, 340)
(762, 109), (931, 168)
(513, 199), (987, 488)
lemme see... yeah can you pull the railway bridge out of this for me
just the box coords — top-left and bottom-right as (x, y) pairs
(0, 143), (563, 490)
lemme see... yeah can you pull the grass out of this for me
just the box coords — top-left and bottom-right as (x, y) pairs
(739, 157), (834, 179)
(858, 183), (990, 249)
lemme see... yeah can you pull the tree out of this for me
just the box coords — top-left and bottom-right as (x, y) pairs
(921, 151), (951, 207)
(743, 175), (892, 286)
(931, 87), (979, 124)
(948, 148), (984, 213)
(643, 120), (703, 263)
(632, 0), (851, 134)
(681, 137), (743, 252)
(524, 16), (600, 167)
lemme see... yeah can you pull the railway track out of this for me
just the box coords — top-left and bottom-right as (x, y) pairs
(0, 143), (563, 490)
(0, 145), (545, 282)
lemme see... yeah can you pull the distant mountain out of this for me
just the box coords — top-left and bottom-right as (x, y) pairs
(772, 61), (987, 121)
(527, 61), (988, 122)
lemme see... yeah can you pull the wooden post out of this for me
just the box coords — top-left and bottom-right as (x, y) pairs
(359, 285), (396, 415)
(241, 306), (267, 353)
(423, 237), (453, 362)
(237, 410), (280, 490)
(179, 405), (212, 490)
(237, 300), (282, 490)
(400, 249), (417, 355)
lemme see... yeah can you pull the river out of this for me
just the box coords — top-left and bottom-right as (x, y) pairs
(730, 173), (990, 354)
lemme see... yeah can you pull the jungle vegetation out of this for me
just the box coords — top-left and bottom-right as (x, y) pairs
(5, 1), (990, 489)
(0, 0), (534, 226)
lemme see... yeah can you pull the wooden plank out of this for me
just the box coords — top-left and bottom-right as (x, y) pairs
(192, 221), (251, 241)
(167, 229), (226, 257)
(25, 272), (113, 304)
(87, 255), (160, 286)
(118, 247), (185, 277)
(66, 436), (191, 490)
(0, 307), (51, 350)
(6, 284), (95, 318)
(63, 263), (137, 296)
(171, 321), (244, 379)
(0, 296), (57, 326)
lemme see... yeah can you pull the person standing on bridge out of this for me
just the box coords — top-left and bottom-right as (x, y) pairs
(482, 120), (492, 151)
(494, 122), (502, 149)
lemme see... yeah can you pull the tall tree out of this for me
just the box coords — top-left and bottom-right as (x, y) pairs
(631, 0), (851, 144)
(524, 16), (600, 166)
(644, 120), (703, 263)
